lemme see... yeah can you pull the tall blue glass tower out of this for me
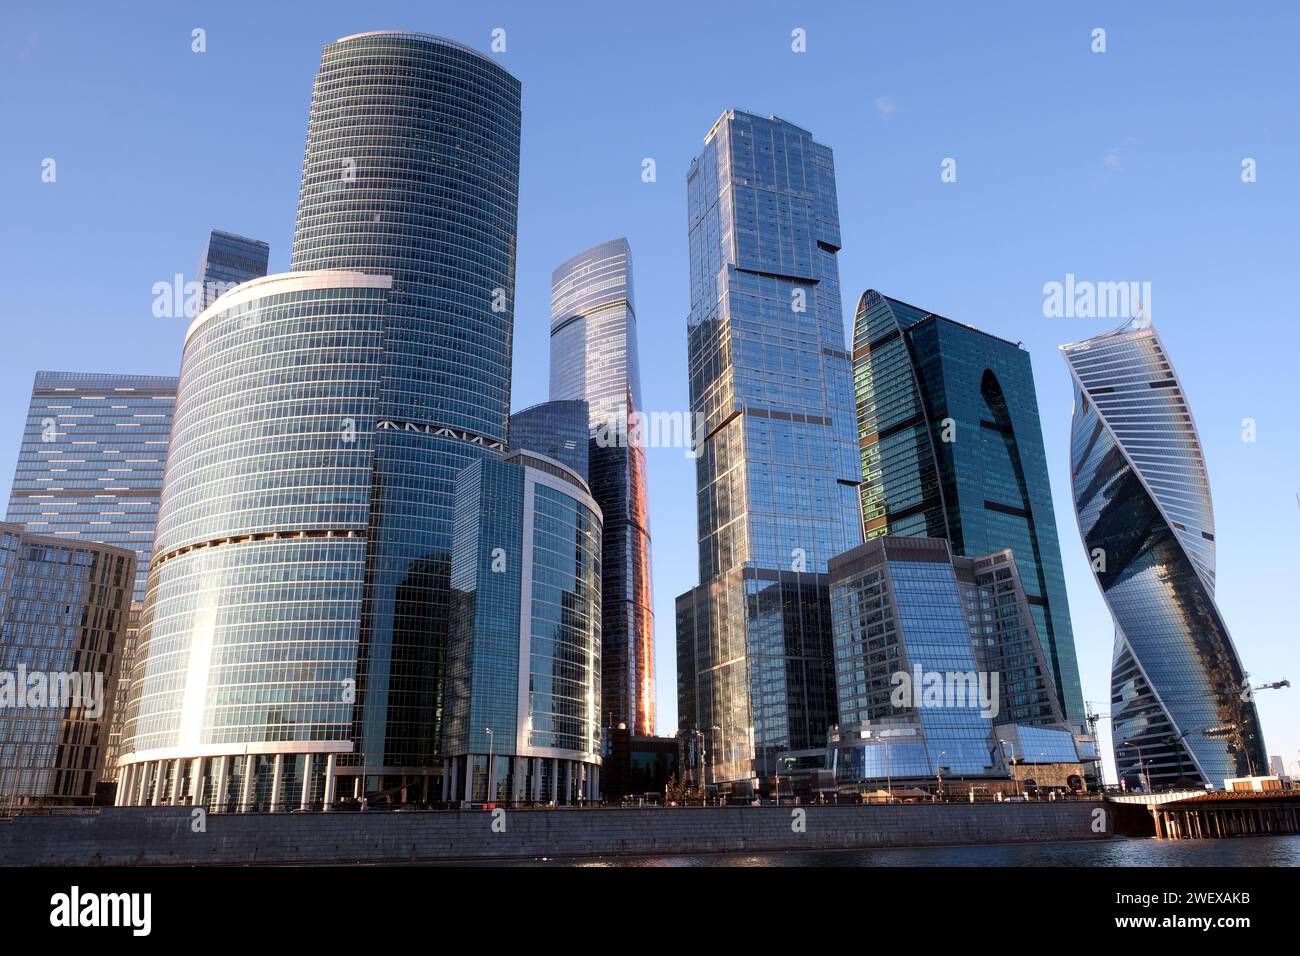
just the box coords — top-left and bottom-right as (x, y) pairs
(851, 291), (1086, 733)
(675, 111), (862, 794)
(550, 238), (656, 735)
(1063, 317), (1266, 788)
(118, 32), (521, 809)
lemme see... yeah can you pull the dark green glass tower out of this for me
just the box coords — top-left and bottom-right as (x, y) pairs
(852, 290), (1085, 732)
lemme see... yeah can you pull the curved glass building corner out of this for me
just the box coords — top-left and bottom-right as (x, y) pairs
(119, 32), (522, 808)
(1063, 317), (1266, 788)
(445, 451), (602, 803)
(118, 271), (390, 809)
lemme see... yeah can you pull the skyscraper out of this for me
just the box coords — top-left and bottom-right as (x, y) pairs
(851, 291), (1085, 732)
(0, 523), (133, 804)
(509, 399), (590, 482)
(5, 371), (178, 780)
(117, 31), (521, 809)
(6, 372), (176, 602)
(1063, 317), (1267, 788)
(826, 537), (1084, 790)
(675, 111), (862, 794)
(195, 229), (270, 310)
(550, 238), (655, 734)
(445, 449), (603, 803)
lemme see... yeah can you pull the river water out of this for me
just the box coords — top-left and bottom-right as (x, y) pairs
(488, 835), (1300, 867)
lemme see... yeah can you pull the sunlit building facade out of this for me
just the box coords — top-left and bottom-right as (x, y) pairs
(676, 112), (862, 794)
(117, 31), (521, 809)
(1063, 317), (1266, 788)
(5, 371), (178, 782)
(826, 536), (1083, 788)
(550, 239), (655, 735)
(851, 291), (1085, 732)
(444, 450), (602, 804)
(0, 524), (132, 804)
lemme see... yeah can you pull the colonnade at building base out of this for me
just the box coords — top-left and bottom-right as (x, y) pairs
(442, 753), (599, 805)
(115, 751), (601, 811)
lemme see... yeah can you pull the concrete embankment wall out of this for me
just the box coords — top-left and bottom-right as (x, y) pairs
(0, 802), (1111, 866)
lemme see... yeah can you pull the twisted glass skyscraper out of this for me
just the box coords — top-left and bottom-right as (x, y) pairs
(675, 112), (861, 793)
(1063, 317), (1266, 788)
(550, 238), (655, 735)
(119, 32), (521, 809)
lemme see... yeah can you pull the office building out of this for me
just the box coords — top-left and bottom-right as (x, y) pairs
(117, 31), (521, 809)
(851, 291), (1085, 732)
(676, 111), (862, 795)
(509, 399), (589, 481)
(5, 371), (177, 781)
(0, 523), (132, 804)
(550, 238), (656, 735)
(195, 229), (270, 310)
(825, 536), (1084, 791)
(1063, 316), (1267, 788)
(443, 450), (603, 804)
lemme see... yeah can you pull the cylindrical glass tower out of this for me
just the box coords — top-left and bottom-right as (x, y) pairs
(119, 32), (521, 808)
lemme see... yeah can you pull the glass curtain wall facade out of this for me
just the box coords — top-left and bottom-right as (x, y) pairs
(1063, 317), (1266, 788)
(118, 272), (391, 810)
(290, 33), (521, 793)
(826, 537), (1004, 785)
(118, 31), (522, 808)
(960, 549), (1066, 729)
(5, 371), (177, 782)
(445, 451), (602, 804)
(851, 290), (1085, 732)
(509, 400), (590, 482)
(0, 524), (132, 804)
(195, 229), (270, 310)
(549, 238), (655, 735)
(676, 111), (862, 793)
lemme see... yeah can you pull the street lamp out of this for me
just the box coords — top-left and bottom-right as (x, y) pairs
(1000, 738), (1023, 798)
(1122, 740), (1150, 793)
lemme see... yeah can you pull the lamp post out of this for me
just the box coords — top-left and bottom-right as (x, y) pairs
(1000, 739), (1022, 798)
(1123, 740), (1150, 793)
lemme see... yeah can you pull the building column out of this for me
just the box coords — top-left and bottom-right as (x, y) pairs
(135, 762), (150, 805)
(269, 754), (284, 812)
(299, 755), (313, 810)
(151, 760), (164, 806)
(486, 754), (496, 804)
(115, 764), (132, 806)
(190, 757), (204, 806)
(168, 759), (183, 806)
(590, 764), (600, 803)
(532, 759), (542, 803)
(212, 756), (228, 812)
(239, 755), (256, 812)
(463, 756), (474, 803)
(550, 758), (560, 803)
(322, 754), (337, 811)
(441, 759), (450, 802)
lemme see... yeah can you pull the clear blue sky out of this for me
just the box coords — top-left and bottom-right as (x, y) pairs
(2, 1), (1297, 781)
